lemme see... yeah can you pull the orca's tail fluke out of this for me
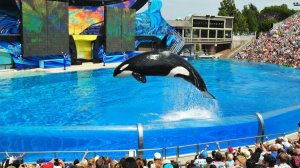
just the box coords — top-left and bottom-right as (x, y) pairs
(202, 91), (216, 99)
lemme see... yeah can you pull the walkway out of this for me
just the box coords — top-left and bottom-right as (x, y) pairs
(0, 62), (121, 78)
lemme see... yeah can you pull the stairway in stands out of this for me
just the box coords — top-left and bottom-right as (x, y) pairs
(169, 29), (185, 54)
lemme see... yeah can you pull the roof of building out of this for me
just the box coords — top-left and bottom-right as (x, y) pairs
(167, 20), (192, 27)
(191, 15), (234, 19)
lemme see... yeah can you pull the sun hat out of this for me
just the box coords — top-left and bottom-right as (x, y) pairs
(163, 163), (173, 168)
(241, 149), (251, 159)
(154, 152), (162, 160)
(228, 147), (234, 153)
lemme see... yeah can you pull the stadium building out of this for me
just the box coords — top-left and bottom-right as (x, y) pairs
(168, 15), (234, 55)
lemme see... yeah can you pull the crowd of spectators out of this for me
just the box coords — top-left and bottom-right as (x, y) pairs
(235, 12), (300, 69)
(186, 127), (300, 168)
(0, 150), (179, 168)
(1, 127), (299, 168)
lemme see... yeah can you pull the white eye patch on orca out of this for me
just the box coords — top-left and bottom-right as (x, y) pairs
(168, 66), (190, 77)
(116, 70), (133, 77)
(120, 64), (129, 71)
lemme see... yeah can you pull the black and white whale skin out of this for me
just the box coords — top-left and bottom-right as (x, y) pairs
(113, 50), (215, 99)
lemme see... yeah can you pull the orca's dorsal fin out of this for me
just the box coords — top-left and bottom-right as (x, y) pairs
(160, 35), (168, 50)
(132, 72), (146, 83)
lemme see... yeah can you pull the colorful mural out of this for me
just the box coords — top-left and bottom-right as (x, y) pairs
(0, 41), (70, 69)
(0, 11), (20, 34)
(69, 6), (104, 35)
(69, 0), (137, 35)
(136, 0), (174, 36)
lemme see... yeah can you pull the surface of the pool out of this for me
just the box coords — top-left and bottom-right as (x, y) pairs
(0, 59), (299, 160)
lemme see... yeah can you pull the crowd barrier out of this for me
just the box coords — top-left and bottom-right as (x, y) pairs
(0, 107), (299, 162)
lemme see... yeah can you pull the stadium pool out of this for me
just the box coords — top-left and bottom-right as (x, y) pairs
(0, 59), (300, 160)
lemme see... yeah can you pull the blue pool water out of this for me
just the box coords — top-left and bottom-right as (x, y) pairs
(0, 59), (300, 160)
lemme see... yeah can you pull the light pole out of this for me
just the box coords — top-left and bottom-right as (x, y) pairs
(294, 2), (300, 6)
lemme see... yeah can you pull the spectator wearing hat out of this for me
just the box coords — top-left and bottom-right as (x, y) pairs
(240, 149), (251, 160)
(228, 147), (234, 155)
(162, 160), (173, 168)
(153, 152), (163, 168)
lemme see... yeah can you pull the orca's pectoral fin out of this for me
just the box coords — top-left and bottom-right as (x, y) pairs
(132, 72), (146, 83)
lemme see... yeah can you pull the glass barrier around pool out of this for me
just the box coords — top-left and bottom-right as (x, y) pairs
(0, 131), (297, 163)
(0, 104), (299, 162)
(0, 105), (300, 162)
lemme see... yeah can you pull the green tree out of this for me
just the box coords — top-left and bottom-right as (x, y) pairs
(242, 4), (259, 33)
(260, 4), (296, 21)
(258, 4), (297, 32)
(260, 19), (277, 32)
(235, 12), (248, 33)
(218, 0), (238, 16)
(218, 0), (248, 33)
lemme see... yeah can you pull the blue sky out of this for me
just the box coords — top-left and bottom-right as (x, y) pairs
(139, 0), (300, 20)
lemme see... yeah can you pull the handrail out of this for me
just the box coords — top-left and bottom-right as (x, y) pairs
(0, 150), (131, 155)
(161, 131), (294, 150)
(0, 130), (295, 155)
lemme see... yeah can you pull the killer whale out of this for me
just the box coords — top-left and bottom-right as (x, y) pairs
(113, 50), (215, 99)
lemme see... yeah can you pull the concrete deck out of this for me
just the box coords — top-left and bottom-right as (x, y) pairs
(0, 62), (121, 79)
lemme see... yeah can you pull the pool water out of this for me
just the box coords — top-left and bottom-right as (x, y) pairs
(0, 59), (299, 159)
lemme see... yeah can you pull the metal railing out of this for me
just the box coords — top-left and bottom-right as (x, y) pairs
(170, 29), (185, 54)
(184, 38), (233, 43)
(0, 131), (295, 162)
